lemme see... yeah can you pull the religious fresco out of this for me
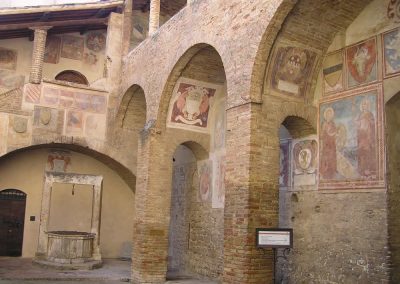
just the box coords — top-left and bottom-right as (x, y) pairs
(383, 27), (400, 78)
(270, 45), (316, 98)
(197, 159), (212, 202)
(167, 78), (219, 133)
(346, 37), (378, 88)
(279, 139), (291, 188)
(212, 154), (225, 209)
(0, 47), (17, 70)
(44, 36), (61, 64)
(319, 84), (384, 189)
(292, 137), (318, 188)
(86, 32), (106, 52)
(61, 36), (84, 60)
(323, 50), (344, 95)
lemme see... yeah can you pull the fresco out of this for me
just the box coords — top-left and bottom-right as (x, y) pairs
(0, 70), (24, 92)
(0, 47), (17, 70)
(24, 83), (41, 104)
(346, 38), (377, 88)
(65, 110), (83, 136)
(47, 150), (71, 172)
(213, 101), (226, 151)
(292, 138), (317, 187)
(61, 36), (84, 60)
(212, 154), (225, 209)
(323, 50), (344, 95)
(197, 159), (212, 202)
(44, 36), (61, 64)
(33, 106), (59, 131)
(319, 85), (384, 189)
(41, 86), (107, 113)
(383, 27), (400, 77)
(271, 46), (316, 97)
(388, 0), (400, 22)
(168, 78), (219, 133)
(86, 32), (106, 52)
(279, 139), (291, 188)
(83, 52), (98, 65)
(85, 114), (106, 138)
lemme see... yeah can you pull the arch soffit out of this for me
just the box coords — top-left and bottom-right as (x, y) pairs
(154, 42), (228, 131)
(0, 143), (137, 193)
(253, 0), (373, 104)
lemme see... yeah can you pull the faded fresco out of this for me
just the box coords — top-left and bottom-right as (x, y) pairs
(279, 139), (291, 188)
(61, 36), (84, 60)
(213, 101), (226, 151)
(346, 38), (377, 88)
(0, 113), (8, 155)
(323, 50), (344, 95)
(292, 137), (318, 188)
(86, 32), (106, 52)
(212, 154), (225, 209)
(33, 106), (59, 131)
(41, 86), (107, 113)
(44, 36), (61, 64)
(83, 52), (98, 65)
(65, 110), (83, 136)
(383, 27), (400, 77)
(47, 150), (71, 172)
(271, 46), (316, 97)
(7, 115), (31, 151)
(168, 78), (218, 133)
(388, 0), (400, 22)
(85, 114), (106, 138)
(197, 159), (212, 202)
(0, 47), (17, 70)
(319, 85), (384, 189)
(24, 83), (41, 104)
(0, 70), (24, 92)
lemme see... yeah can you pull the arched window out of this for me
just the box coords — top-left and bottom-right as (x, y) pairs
(55, 70), (89, 85)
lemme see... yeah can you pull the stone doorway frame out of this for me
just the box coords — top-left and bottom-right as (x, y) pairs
(35, 172), (103, 262)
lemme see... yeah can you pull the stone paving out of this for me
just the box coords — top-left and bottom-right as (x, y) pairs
(0, 257), (217, 284)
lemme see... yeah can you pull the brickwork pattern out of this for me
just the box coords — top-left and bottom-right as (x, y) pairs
(29, 28), (48, 84)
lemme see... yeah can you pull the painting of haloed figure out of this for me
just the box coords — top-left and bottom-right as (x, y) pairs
(279, 139), (291, 188)
(319, 87), (384, 189)
(168, 78), (219, 133)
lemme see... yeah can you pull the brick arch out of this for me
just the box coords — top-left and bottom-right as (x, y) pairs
(256, 0), (372, 104)
(115, 84), (147, 130)
(154, 43), (226, 131)
(1, 143), (136, 192)
(275, 102), (317, 136)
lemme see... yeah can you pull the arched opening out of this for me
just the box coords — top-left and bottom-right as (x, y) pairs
(258, 0), (395, 282)
(114, 84), (147, 171)
(386, 91), (400, 282)
(130, 0), (187, 49)
(0, 146), (135, 260)
(0, 189), (26, 257)
(161, 44), (227, 281)
(167, 141), (213, 280)
(55, 70), (89, 86)
(277, 116), (316, 283)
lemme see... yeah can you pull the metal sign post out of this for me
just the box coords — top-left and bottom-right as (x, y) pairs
(256, 228), (293, 283)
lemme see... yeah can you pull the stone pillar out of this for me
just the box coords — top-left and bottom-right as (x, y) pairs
(223, 102), (279, 283)
(131, 127), (172, 283)
(148, 0), (160, 36)
(122, 0), (133, 55)
(91, 182), (103, 261)
(36, 174), (52, 258)
(29, 27), (51, 84)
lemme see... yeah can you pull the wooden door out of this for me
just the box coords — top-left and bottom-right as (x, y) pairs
(0, 189), (26, 256)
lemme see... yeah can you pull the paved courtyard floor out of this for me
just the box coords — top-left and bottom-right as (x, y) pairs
(0, 257), (217, 284)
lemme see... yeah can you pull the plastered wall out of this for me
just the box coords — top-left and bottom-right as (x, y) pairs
(0, 148), (134, 258)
